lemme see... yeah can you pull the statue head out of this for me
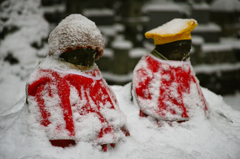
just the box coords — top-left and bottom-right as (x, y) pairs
(145, 19), (198, 61)
(48, 14), (104, 70)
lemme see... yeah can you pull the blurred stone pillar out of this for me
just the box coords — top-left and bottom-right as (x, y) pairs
(117, 0), (149, 47)
(111, 38), (133, 75)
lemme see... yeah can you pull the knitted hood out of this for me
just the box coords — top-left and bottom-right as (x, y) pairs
(48, 14), (104, 60)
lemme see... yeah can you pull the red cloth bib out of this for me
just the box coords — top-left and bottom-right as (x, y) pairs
(133, 54), (208, 121)
(27, 67), (127, 144)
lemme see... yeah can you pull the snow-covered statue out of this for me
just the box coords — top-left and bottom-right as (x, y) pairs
(132, 19), (209, 123)
(26, 14), (129, 151)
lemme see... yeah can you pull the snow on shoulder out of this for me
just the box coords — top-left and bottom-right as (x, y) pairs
(1, 83), (240, 158)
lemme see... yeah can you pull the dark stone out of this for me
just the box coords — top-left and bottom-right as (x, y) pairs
(196, 69), (240, 95)
(191, 6), (209, 24)
(85, 14), (114, 26)
(146, 10), (182, 31)
(59, 48), (97, 67)
(155, 40), (192, 61)
(112, 47), (130, 74)
(192, 31), (220, 43)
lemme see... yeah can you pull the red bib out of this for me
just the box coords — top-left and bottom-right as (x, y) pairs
(27, 67), (127, 144)
(133, 54), (208, 121)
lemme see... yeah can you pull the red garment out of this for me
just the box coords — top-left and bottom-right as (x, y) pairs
(27, 67), (128, 147)
(133, 54), (208, 121)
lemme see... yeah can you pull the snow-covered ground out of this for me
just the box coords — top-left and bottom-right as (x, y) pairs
(223, 92), (240, 111)
(0, 83), (240, 159)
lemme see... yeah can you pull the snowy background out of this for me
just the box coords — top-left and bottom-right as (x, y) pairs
(0, 0), (240, 158)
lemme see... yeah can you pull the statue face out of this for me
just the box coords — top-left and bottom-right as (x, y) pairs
(155, 40), (192, 61)
(59, 48), (97, 70)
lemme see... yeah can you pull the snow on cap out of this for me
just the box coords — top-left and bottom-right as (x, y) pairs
(145, 19), (198, 45)
(48, 14), (104, 60)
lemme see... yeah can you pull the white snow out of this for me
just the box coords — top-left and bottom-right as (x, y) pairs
(99, 26), (117, 36)
(192, 23), (221, 32)
(42, 4), (66, 13)
(211, 0), (240, 12)
(220, 38), (240, 49)
(101, 72), (133, 83)
(102, 48), (113, 58)
(113, 23), (125, 33)
(0, 0), (49, 111)
(111, 39), (133, 50)
(129, 48), (147, 58)
(192, 3), (210, 10)
(223, 92), (240, 111)
(192, 36), (205, 45)
(202, 43), (232, 53)
(0, 83), (240, 158)
(142, 3), (182, 12)
(193, 63), (240, 74)
(146, 19), (197, 37)
(83, 9), (114, 17)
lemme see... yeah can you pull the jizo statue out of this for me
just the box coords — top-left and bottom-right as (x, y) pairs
(26, 14), (129, 151)
(132, 19), (209, 123)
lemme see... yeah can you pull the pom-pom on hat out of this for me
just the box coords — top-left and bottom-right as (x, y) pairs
(48, 14), (104, 60)
(145, 19), (198, 45)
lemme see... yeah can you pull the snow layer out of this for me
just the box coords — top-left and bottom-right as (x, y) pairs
(192, 3), (210, 10)
(1, 83), (240, 159)
(129, 48), (147, 58)
(223, 92), (240, 111)
(111, 39), (133, 50)
(83, 9), (114, 17)
(142, 3), (182, 12)
(211, 0), (240, 12)
(146, 18), (197, 38)
(0, 0), (49, 110)
(192, 23), (221, 32)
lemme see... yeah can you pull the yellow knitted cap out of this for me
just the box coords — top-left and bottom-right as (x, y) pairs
(145, 19), (198, 45)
